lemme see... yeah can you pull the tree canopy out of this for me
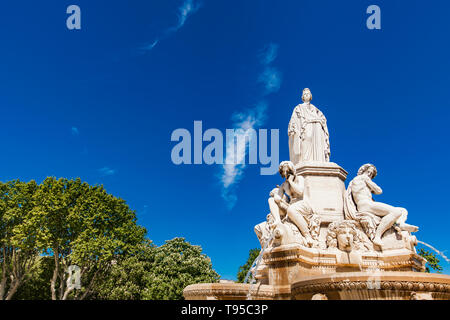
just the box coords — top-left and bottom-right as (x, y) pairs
(237, 248), (260, 283)
(0, 180), (40, 299)
(1, 178), (219, 300)
(96, 237), (220, 300)
(418, 248), (443, 273)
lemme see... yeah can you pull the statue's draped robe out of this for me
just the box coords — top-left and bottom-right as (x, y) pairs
(288, 103), (330, 164)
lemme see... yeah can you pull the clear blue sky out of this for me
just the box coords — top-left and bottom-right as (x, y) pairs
(0, 0), (449, 279)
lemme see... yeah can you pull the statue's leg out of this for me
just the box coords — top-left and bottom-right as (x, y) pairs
(395, 208), (419, 232)
(287, 202), (313, 246)
(358, 201), (403, 247)
(268, 197), (282, 224)
(399, 223), (419, 233)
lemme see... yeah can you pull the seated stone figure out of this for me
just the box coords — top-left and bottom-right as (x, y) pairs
(344, 163), (418, 247)
(268, 161), (319, 247)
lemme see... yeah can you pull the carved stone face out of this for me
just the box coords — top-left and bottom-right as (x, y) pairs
(302, 90), (312, 103)
(280, 165), (290, 178)
(279, 162), (294, 178)
(337, 227), (354, 252)
(365, 167), (376, 179)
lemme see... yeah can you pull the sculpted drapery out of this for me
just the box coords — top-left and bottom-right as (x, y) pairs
(288, 88), (330, 164)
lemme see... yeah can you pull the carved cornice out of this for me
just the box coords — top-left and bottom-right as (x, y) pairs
(292, 280), (450, 295)
(183, 283), (275, 299)
(291, 272), (450, 296)
(263, 245), (424, 271)
(295, 162), (348, 181)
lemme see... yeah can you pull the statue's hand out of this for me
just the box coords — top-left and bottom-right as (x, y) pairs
(270, 187), (279, 197)
(274, 196), (281, 204)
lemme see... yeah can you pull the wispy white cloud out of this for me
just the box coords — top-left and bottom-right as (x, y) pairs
(220, 43), (281, 209)
(258, 67), (282, 94)
(71, 126), (79, 136)
(222, 103), (267, 186)
(173, 0), (201, 31)
(140, 39), (159, 52)
(221, 102), (267, 208)
(258, 43), (279, 65)
(258, 43), (282, 95)
(140, 0), (201, 53)
(98, 167), (116, 176)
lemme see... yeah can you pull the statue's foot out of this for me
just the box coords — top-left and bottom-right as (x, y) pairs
(399, 223), (419, 233)
(373, 237), (383, 248)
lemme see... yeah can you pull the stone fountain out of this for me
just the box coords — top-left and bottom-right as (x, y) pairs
(183, 88), (450, 300)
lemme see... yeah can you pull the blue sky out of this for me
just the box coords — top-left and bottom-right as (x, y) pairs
(0, 0), (449, 279)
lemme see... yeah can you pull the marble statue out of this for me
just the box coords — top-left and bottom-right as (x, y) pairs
(344, 163), (418, 247)
(269, 161), (319, 247)
(326, 220), (371, 252)
(254, 213), (275, 248)
(184, 88), (448, 302)
(288, 88), (330, 165)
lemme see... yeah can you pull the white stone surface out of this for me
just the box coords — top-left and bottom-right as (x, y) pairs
(296, 161), (347, 222)
(288, 88), (330, 165)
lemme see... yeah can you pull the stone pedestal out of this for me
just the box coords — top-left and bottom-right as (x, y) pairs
(183, 283), (274, 300)
(183, 241), (450, 300)
(184, 271), (450, 300)
(261, 243), (427, 296)
(295, 161), (347, 223)
(291, 272), (450, 300)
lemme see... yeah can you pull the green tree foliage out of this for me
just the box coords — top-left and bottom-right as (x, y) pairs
(1, 178), (146, 300)
(418, 248), (443, 273)
(0, 180), (40, 300)
(13, 256), (53, 300)
(96, 238), (220, 300)
(31, 177), (147, 300)
(237, 248), (260, 283)
(94, 239), (156, 300)
(143, 238), (220, 300)
(1, 178), (220, 300)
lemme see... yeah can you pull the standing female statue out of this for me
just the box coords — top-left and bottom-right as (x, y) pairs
(288, 88), (330, 165)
